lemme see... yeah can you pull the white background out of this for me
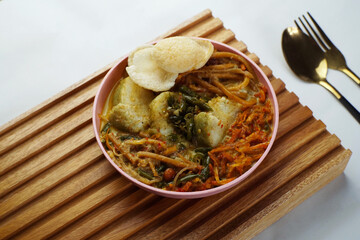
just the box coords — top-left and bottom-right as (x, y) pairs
(1, 0), (359, 239)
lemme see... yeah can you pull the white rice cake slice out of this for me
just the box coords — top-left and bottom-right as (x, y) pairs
(149, 92), (176, 136)
(109, 103), (151, 133)
(111, 76), (154, 107)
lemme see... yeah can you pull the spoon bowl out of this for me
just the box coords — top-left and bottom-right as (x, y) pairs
(282, 27), (328, 83)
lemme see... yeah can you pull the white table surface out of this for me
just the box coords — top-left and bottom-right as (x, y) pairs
(1, 0), (359, 239)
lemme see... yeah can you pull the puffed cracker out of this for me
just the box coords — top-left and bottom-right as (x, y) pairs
(152, 36), (214, 73)
(126, 46), (178, 92)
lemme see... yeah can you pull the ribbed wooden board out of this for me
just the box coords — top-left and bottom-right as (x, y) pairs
(0, 9), (352, 240)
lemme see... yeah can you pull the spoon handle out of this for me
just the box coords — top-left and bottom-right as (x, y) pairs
(319, 80), (360, 124)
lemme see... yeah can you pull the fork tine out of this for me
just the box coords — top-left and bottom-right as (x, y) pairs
(297, 17), (322, 47)
(307, 12), (335, 48)
(299, 15), (328, 50)
(294, 20), (302, 31)
(297, 17), (310, 35)
(302, 14), (329, 50)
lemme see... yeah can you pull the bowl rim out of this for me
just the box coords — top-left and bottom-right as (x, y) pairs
(92, 37), (279, 199)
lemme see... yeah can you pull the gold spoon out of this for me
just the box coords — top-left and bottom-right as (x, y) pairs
(282, 27), (360, 124)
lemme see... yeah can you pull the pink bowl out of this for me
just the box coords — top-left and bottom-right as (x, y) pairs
(92, 38), (279, 199)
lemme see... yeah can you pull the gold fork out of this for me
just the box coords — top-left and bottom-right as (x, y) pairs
(296, 12), (360, 86)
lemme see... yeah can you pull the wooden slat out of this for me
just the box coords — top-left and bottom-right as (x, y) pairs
(259, 65), (272, 77)
(0, 103), (94, 175)
(0, 123), (95, 198)
(246, 52), (260, 64)
(205, 28), (236, 43)
(178, 17), (224, 38)
(0, 9), (351, 240)
(0, 160), (114, 239)
(227, 39), (248, 53)
(53, 192), (161, 239)
(270, 77), (286, 94)
(0, 141), (101, 219)
(94, 198), (189, 240)
(277, 104), (313, 139)
(14, 178), (135, 239)
(276, 90), (300, 115)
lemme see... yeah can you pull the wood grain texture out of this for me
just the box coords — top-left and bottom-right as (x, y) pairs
(0, 9), (351, 240)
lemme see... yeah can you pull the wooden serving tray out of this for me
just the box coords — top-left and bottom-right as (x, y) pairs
(0, 9), (352, 239)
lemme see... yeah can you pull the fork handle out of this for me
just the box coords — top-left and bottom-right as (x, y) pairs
(342, 67), (360, 86)
(338, 96), (360, 124)
(320, 80), (360, 124)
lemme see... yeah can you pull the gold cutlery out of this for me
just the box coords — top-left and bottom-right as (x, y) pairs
(282, 27), (360, 123)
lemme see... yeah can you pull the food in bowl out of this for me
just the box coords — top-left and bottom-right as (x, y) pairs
(97, 37), (276, 193)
